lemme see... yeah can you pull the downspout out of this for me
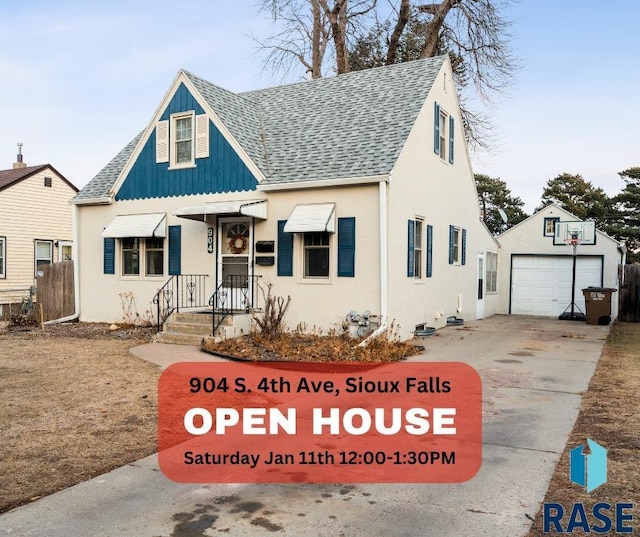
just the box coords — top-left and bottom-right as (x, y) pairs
(44, 204), (80, 325)
(359, 179), (389, 346)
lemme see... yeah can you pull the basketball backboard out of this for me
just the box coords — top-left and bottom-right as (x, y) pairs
(553, 220), (596, 245)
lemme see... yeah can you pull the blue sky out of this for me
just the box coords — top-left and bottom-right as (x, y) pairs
(1, 1), (638, 213)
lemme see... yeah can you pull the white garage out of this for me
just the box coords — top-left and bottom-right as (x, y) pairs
(510, 255), (603, 316)
(497, 204), (625, 319)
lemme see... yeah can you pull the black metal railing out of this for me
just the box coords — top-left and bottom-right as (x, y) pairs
(209, 275), (262, 335)
(153, 274), (208, 329)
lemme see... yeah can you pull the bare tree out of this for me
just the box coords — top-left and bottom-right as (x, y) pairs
(255, 0), (330, 79)
(255, 0), (519, 149)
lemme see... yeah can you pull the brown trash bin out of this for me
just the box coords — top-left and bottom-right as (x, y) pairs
(582, 287), (617, 325)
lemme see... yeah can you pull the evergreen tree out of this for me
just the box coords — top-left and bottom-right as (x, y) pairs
(475, 174), (527, 235)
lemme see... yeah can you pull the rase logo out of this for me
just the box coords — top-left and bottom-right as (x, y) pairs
(570, 438), (607, 493)
(543, 439), (636, 534)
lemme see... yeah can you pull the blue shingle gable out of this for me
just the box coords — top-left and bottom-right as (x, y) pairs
(115, 83), (257, 200)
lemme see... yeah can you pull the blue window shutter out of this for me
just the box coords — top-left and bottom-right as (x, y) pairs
(337, 217), (355, 277)
(426, 224), (433, 277)
(277, 220), (293, 277)
(103, 238), (115, 275)
(168, 225), (181, 275)
(461, 228), (467, 266)
(449, 116), (455, 164)
(407, 220), (415, 277)
(434, 102), (440, 155)
(448, 225), (454, 264)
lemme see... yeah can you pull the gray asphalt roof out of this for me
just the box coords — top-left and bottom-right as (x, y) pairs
(74, 56), (445, 201)
(74, 132), (143, 201)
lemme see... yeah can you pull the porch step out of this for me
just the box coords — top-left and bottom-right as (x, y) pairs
(168, 311), (234, 326)
(157, 310), (252, 346)
(155, 332), (207, 346)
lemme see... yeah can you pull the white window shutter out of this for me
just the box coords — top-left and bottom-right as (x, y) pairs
(195, 114), (209, 159)
(156, 120), (169, 163)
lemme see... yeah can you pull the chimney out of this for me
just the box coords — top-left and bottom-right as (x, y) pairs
(13, 143), (26, 169)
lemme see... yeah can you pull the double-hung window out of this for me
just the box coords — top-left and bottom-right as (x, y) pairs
(448, 225), (466, 265)
(174, 115), (193, 165)
(0, 237), (5, 278)
(157, 111), (209, 167)
(35, 240), (53, 276)
(438, 111), (447, 161)
(303, 232), (330, 278)
(486, 251), (498, 293)
(452, 227), (460, 264)
(122, 238), (140, 276)
(145, 238), (164, 276)
(122, 238), (164, 277)
(434, 102), (454, 164)
(414, 220), (423, 278)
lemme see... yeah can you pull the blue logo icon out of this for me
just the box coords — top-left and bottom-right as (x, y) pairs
(570, 438), (607, 492)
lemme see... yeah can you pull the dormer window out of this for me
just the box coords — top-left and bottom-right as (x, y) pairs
(156, 111), (209, 167)
(174, 114), (194, 166)
(434, 102), (455, 165)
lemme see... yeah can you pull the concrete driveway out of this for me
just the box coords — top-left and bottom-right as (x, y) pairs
(0, 315), (610, 537)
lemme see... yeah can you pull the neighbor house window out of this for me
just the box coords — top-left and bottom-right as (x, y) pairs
(414, 219), (423, 278)
(44, 177), (52, 187)
(544, 217), (559, 237)
(35, 240), (53, 276)
(303, 232), (330, 278)
(58, 242), (73, 262)
(486, 251), (498, 293)
(0, 237), (5, 278)
(121, 238), (164, 277)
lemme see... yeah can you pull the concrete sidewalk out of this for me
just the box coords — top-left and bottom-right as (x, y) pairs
(0, 316), (610, 537)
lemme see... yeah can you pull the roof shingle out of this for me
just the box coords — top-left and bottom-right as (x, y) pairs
(74, 56), (446, 201)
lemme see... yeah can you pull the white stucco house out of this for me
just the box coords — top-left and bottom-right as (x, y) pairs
(497, 204), (625, 319)
(0, 152), (78, 316)
(72, 55), (501, 340)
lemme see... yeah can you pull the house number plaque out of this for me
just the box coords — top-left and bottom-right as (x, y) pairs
(207, 228), (214, 254)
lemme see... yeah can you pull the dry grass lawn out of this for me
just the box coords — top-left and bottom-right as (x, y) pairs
(0, 324), (159, 513)
(527, 321), (640, 535)
(2, 320), (638, 525)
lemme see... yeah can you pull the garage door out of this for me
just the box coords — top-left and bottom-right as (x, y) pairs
(511, 256), (602, 316)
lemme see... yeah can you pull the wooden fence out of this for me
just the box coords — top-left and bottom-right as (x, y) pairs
(619, 264), (640, 322)
(36, 261), (75, 322)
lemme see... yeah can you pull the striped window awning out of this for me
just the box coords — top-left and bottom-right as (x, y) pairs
(101, 213), (166, 238)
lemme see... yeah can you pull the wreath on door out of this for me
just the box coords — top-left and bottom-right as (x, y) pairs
(226, 223), (249, 254)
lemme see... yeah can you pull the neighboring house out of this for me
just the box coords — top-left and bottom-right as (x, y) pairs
(0, 152), (78, 314)
(72, 56), (500, 340)
(497, 204), (625, 319)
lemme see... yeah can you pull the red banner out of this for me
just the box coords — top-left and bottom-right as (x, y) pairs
(158, 361), (482, 483)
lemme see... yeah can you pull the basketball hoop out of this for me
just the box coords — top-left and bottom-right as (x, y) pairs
(559, 230), (586, 321)
(564, 232), (582, 255)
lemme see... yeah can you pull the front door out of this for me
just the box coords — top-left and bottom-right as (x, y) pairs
(217, 218), (252, 311)
(476, 253), (485, 319)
